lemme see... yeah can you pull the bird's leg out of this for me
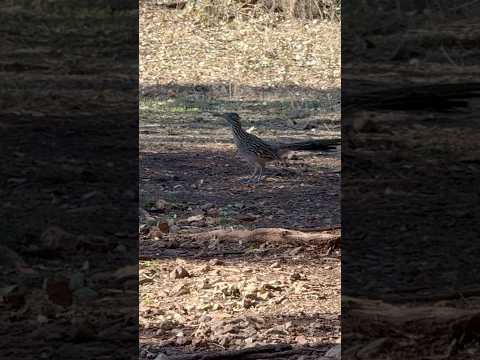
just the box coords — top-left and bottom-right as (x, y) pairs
(251, 164), (264, 183)
(240, 165), (259, 184)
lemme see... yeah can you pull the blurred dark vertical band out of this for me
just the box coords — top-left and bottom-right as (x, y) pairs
(342, 1), (480, 359)
(0, 1), (138, 359)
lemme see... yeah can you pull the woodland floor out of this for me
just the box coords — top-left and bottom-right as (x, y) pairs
(342, 6), (480, 360)
(0, 4), (138, 360)
(139, 2), (341, 359)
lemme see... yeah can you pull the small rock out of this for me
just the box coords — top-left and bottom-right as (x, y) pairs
(289, 246), (303, 256)
(290, 272), (302, 281)
(154, 353), (170, 360)
(265, 326), (288, 335)
(295, 335), (308, 345)
(170, 266), (190, 279)
(200, 303), (213, 311)
(287, 109), (307, 119)
(206, 217), (219, 225)
(155, 199), (169, 211)
(37, 314), (48, 324)
(324, 344), (341, 359)
(218, 334), (233, 347)
(237, 213), (259, 222)
(74, 287), (98, 303)
(199, 264), (211, 273)
(271, 295), (287, 305)
(157, 319), (177, 332)
(352, 114), (378, 133)
(114, 265), (137, 280)
(69, 273), (85, 291)
(200, 203), (215, 211)
(72, 320), (96, 342)
(158, 222), (170, 233)
(244, 284), (259, 298)
(82, 191), (100, 200)
(257, 291), (273, 300)
(233, 202), (245, 209)
(197, 279), (211, 290)
(176, 336), (189, 345)
(46, 277), (73, 307)
(221, 284), (240, 298)
(191, 208), (205, 216)
(187, 214), (204, 222)
(303, 122), (317, 130)
(207, 207), (219, 217)
(41, 226), (78, 251)
(114, 244), (127, 253)
(0, 245), (37, 275)
(242, 297), (255, 308)
(245, 337), (255, 345)
(209, 258), (224, 266)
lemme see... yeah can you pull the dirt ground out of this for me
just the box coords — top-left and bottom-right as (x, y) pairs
(342, 4), (480, 359)
(0, 4), (138, 359)
(139, 99), (341, 359)
(139, 2), (341, 358)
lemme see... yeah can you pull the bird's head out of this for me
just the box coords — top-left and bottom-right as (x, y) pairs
(213, 112), (242, 128)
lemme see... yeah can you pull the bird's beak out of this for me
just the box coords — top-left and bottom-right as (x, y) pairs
(211, 112), (224, 118)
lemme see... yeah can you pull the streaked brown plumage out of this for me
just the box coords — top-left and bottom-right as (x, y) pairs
(214, 112), (339, 183)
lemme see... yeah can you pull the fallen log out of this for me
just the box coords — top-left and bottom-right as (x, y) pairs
(343, 296), (480, 357)
(290, 225), (341, 233)
(190, 227), (340, 249)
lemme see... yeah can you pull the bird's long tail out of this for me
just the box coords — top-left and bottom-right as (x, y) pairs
(277, 139), (340, 152)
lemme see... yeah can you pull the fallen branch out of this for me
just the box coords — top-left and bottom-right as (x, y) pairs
(290, 225), (341, 233)
(191, 227), (340, 249)
(168, 344), (292, 360)
(371, 286), (480, 304)
(344, 296), (474, 323)
(343, 296), (480, 356)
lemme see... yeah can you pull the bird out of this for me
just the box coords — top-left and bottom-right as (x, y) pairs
(214, 112), (339, 184)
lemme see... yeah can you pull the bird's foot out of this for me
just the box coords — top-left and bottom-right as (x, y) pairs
(240, 177), (262, 184)
(240, 178), (254, 184)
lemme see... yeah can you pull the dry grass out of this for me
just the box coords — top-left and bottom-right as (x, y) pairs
(146, 0), (340, 21)
(140, 2), (340, 94)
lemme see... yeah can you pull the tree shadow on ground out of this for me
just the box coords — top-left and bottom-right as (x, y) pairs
(140, 148), (340, 229)
(140, 82), (341, 114)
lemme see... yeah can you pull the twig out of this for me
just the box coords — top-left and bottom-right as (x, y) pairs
(290, 225), (341, 232)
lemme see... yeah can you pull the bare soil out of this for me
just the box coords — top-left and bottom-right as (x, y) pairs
(342, 6), (480, 359)
(139, 105), (341, 359)
(0, 4), (138, 359)
(139, 3), (341, 359)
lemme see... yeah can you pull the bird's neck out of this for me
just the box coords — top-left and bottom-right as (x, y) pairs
(230, 123), (244, 133)
(229, 123), (248, 145)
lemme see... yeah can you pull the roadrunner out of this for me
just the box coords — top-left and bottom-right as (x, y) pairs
(214, 112), (339, 183)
